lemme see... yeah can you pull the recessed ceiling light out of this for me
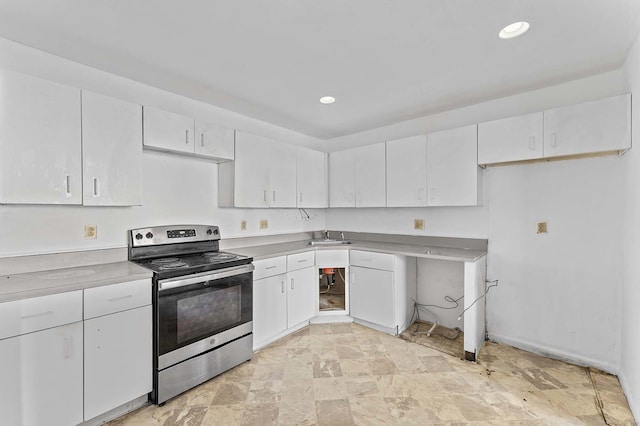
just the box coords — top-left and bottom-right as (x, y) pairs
(499, 21), (530, 40)
(319, 96), (335, 104)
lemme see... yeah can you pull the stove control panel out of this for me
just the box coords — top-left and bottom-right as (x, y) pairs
(129, 225), (220, 247)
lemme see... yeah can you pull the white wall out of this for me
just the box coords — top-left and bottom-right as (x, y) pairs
(486, 156), (623, 371)
(621, 31), (640, 420)
(325, 70), (629, 372)
(0, 38), (325, 257)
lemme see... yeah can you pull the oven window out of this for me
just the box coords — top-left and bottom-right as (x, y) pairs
(176, 286), (241, 344)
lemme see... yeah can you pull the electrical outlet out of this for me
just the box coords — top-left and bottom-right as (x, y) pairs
(260, 220), (269, 230)
(241, 220), (247, 231)
(414, 219), (425, 230)
(84, 225), (97, 239)
(537, 222), (547, 234)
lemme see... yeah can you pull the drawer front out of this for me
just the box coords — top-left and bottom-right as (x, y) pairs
(315, 249), (349, 267)
(0, 290), (82, 340)
(350, 250), (395, 271)
(253, 256), (287, 280)
(84, 279), (151, 319)
(287, 251), (315, 272)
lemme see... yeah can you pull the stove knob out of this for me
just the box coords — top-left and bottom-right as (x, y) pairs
(146, 232), (154, 239)
(213, 229), (219, 235)
(206, 229), (213, 235)
(135, 233), (143, 240)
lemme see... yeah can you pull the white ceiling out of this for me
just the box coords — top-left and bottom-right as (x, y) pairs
(0, 1), (638, 139)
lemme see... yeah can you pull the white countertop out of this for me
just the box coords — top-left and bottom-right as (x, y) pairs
(229, 239), (486, 263)
(0, 261), (153, 303)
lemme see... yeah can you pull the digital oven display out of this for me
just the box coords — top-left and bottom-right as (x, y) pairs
(167, 229), (196, 238)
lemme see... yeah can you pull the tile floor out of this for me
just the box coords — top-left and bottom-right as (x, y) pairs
(108, 323), (635, 425)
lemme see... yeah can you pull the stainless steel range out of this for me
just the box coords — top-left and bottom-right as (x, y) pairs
(128, 224), (253, 405)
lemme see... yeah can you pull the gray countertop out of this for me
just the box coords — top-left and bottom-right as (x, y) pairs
(228, 239), (487, 263)
(0, 261), (153, 303)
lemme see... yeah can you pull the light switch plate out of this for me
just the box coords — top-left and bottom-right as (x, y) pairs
(537, 222), (547, 234)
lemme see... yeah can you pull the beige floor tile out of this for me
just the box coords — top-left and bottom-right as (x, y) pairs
(349, 396), (396, 424)
(315, 399), (355, 426)
(247, 380), (284, 403)
(277, 400), (317, 426)
(314, 377), (348, 400)
(201, 404), (245, 426)
(106, 325), (636, 426)
(240, 402), (279, 426)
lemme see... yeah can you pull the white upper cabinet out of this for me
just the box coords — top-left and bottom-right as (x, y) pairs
(82, 91), (143, 206)
(543, 94), (631, 158)
(219, 131), (296, 207)
(329, 143), (386, 208)
(143, 106), (194, 154)
(386, 135), (427, 207)
(478, 112), (543, 165)
(0, 69), (82, 204)
(194, 119), (235, 161)
(427, 124), (481, 206)
(144, 106), (234, 161)
(355, 142), (386, 207)
(329, 149), (356, 207)
(269, 139), (297, 208)
(297, 147), (328, 208)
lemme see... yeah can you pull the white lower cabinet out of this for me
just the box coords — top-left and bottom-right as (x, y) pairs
(83, 279), (152, 422)
(253, 273), (288, 348)
(350, 266), (395, 329)
(287, 266), (316, 328)
(253, 253), (316, 349)
(349, 250), (415, 335)
(84, 305), (152, 421)
(0, 320), (83, 426)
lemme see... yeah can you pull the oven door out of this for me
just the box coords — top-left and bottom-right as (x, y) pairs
(156, 264), (253, 370)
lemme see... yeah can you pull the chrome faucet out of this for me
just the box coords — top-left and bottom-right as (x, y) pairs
(341, 232), (345, 241)
(324, 230), (330, 240)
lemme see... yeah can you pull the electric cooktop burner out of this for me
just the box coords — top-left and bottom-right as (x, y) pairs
(204, 252), (238, 261)
(151, 258), (181, 264)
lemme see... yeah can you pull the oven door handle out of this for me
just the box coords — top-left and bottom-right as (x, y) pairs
(158, 264), (254, 291)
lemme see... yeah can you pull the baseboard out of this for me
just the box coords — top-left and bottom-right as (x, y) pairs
(81, 394), (148, 425)
(309, 315), (353, 324)
(618, 371), (640, 424)
(487, 332), (619, 374)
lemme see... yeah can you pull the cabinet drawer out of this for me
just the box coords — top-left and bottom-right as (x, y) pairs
(0, 290), (82, 340)
(253, 256), (287, 280)
(84, 279), (151, 320)
(350, 250), (395, 271)
(287, 251), (315, 272)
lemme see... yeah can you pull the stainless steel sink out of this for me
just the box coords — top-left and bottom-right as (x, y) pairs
(308, 239), (353, 246)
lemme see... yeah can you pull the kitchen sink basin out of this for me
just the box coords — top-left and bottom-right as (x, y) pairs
(308, 239), (353, 246)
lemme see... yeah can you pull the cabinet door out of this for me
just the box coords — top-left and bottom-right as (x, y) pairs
(287, 267), (316, 328)
(297, 147), (328, 208)
(544, 94), (631, 158)
(0, 322), (83, 426)
(82, 91), (143, 206)
(350, 266), (395, 329)
(329, 149), (356, 207)
(253, 274), (287, 347)
(386, 135), (427, 207)
(269, 140), (297, 207)
(84, 305), (152, 421)
(478, 112), (543, 164)
(0, 69), (82, 204)
(233, 131), (270, 207)
(143, 106), (194, 154)
(355, 142), (386, 207)
(194, 120), (235, 161)
(426, 125), (480, 206)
